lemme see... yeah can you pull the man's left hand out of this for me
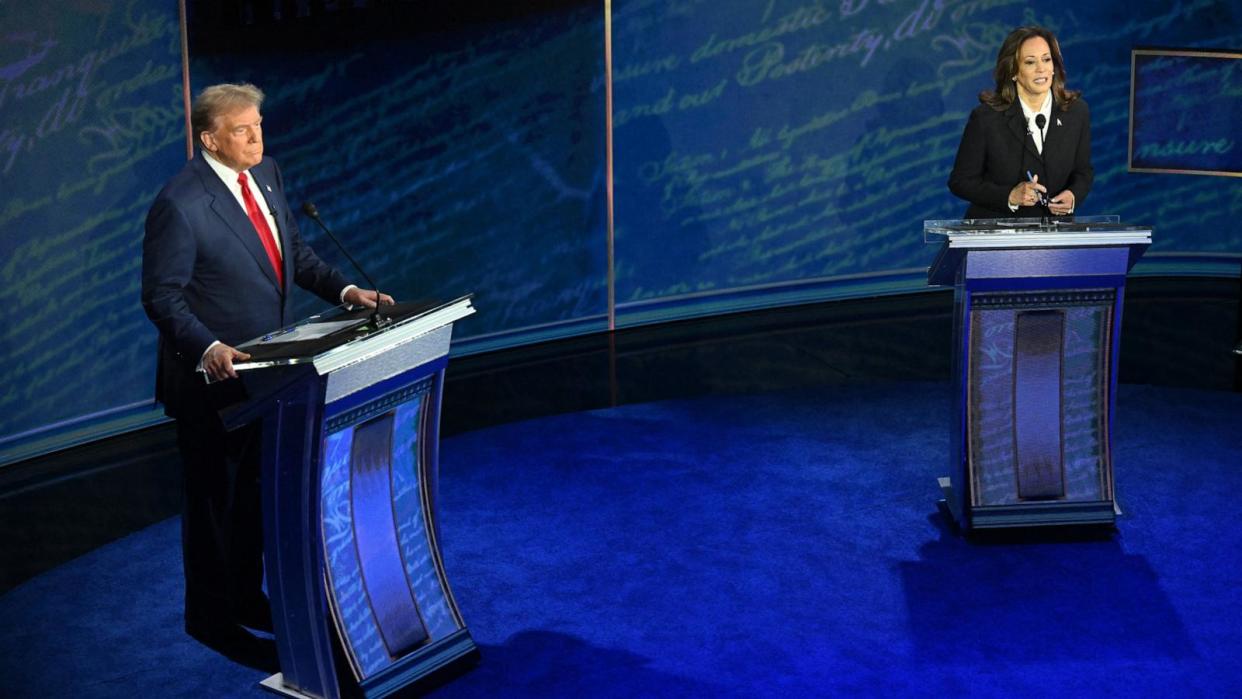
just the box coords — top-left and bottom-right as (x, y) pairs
(344, 287), (395, 308)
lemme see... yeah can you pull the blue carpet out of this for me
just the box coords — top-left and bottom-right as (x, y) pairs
(2, 382), (1240, 697)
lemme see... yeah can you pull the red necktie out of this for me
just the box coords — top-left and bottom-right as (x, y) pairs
(238, 171), (284, 288)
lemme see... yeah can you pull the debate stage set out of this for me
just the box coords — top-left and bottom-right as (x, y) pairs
(2, 2), (1242, 697)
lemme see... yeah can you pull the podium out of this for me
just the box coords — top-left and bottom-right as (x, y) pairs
(218, 296), (478, 698)
(925, 217), (1151, 530)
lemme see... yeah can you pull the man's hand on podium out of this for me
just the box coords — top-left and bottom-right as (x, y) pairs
(203, 343), (252, 381)
(344, 287), (395, 309)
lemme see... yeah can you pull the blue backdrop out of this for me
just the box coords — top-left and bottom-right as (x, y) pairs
(0, 1), (185, 455)
(612, 0), (1242, 321)
(186, 4), (611, 347)
(2, 0), (1240, 460)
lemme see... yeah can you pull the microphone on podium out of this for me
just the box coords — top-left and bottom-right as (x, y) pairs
(1033, 113), (1052, 221)
(301, 201), (389, 328)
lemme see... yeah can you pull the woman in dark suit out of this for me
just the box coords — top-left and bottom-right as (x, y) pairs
(948, 25), (1092, 219)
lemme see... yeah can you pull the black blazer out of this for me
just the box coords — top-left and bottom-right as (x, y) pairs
(947, 96), (1093, 219)
(141, 154), (350, 416)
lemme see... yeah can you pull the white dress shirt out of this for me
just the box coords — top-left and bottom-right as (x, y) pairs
(1020, 91), (1053, 155)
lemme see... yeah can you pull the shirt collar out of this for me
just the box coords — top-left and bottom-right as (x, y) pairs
(200, 148), (251, 188)
(1019, 91), (1053, 127)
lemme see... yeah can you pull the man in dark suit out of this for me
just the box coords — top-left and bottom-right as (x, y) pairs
(141, 83), (390, 661)
(948, 26), (1092, 220)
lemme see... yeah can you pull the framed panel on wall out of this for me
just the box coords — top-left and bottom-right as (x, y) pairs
(1130, 47), (1242, 178)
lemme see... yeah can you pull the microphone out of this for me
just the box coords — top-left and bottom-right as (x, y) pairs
(301, 201), (389, 328)
(1033, 113), (1052, 221)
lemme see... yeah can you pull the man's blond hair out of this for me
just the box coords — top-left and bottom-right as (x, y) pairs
(191, 83), (265, 143)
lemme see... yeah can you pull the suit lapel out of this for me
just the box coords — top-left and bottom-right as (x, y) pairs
(1043, 97), (1058, 153)
(192, 156), (282, 293)
(1041, 96), (1067, 184)
(1006, 102), (1041, 162)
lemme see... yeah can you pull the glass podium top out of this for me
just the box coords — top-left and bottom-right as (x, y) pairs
(924, 216), (1153, 287)
(925, 215), (1152, 247)
(229, 294), (475, 375)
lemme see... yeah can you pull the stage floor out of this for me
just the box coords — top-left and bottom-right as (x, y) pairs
(2, 381), (1240, 697)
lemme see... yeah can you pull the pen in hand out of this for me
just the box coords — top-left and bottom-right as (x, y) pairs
(1026, 171), (1049, 207)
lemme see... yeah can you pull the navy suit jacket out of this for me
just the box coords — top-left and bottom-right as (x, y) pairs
(947, 97), (1093, 219)
(142, 154), (348, 416)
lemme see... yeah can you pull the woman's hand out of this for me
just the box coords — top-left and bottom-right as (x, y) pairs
(1008, 175), (1047, 208)
(1048, 190), (1075, 215)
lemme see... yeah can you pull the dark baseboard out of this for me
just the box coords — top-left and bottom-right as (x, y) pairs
(0, 423), (181, 593)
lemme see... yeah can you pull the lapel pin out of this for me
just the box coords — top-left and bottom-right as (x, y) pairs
(266, 184), (272, 192)
(1056, 118), (1063, 127)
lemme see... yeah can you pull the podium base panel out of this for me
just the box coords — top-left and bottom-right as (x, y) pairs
(937, 477), (1117, 530)
(259, 630), (479, 699)
(971, 501), (1116, 529)
(360, 629), (478, 699)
